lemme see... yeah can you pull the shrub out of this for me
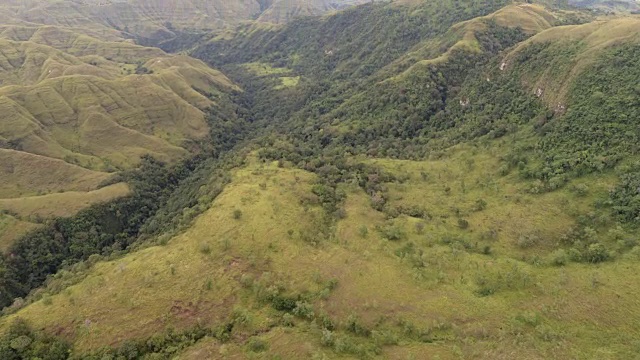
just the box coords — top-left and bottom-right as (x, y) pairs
(321, 329), (335, 347)
(282, 313), (295, 327)
(569, 184), (589, 197)
(457, 218), (469, 229)
(233, 209), (243, 220)
(585, 243), (609, 263)
(548, 249), (568, 266)
(247, 337), (268, 353)
(319, 312), (335, 330)
(270, 295), (297, 311)
(292, 301), (315, 320)
(199, 243), (211, 254)
(345, 314), (371, 337)
(381, 224), (406, 241)
(473, 199), (488, 211)
(0, 318), (70, 360)
(358, 225), (369, 238)
(516, 232), (540, 249)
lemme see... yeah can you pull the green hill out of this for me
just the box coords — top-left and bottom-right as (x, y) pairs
(0, 25), (240, 248)
(1, 1), (640, 359)
(0, 0), (368, 44)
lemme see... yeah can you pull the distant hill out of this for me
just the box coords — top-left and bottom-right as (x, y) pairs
(0, 0), (369, 42)
(0, 24), (240, 246)
(569, 0), (640, 12)
(2, 1), (640, 359)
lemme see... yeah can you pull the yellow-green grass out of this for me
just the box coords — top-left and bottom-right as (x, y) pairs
(0, 214), (38, 253)
(274, 76), (301, 89)
(242, 62), (300, 90)
(3, 148), (640, 358)
(502, 16), (640, 106)
(0, 31), (166, 87)
(0, 0), (363, 39)
(0, 24), (240, 250)
(367, 137), (617, 260)
(489, 3), (559, 34)
(0, 29), (239, 170)
(0, 1), (257, 39)
(0, 149), (113, 199)
(256, 0), (341, 24)
(0, 156), (322, 353)
(0, 182), (130, 220)
(242, 62), (293, 77)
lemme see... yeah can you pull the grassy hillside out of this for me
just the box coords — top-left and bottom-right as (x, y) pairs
(256, 0), (364, 23)
(570, 0), (640, 12)
(3, 149), (639, 358)
(0, 183), (130, 220)
(0, 32), (238, 171)
(0, 25), (241, 248)
(2, 1), (640, 359)
(0, 149), (111, 199)
(0, 0), (368, 44)
(502, 15), (640, 106)
(0, 215), (37, 253)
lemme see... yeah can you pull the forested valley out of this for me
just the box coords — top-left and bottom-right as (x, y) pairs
(0, 0), (639, 359)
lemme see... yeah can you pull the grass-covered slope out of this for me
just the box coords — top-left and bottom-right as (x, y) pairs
(3, 149), (640, 359)
(0, 31), (238, 171)
(0, 0), (368, 44)
(256, 0), (365, 24)
(0, 25), (240, 247)
(0, 149), (111, 199)
(2, 1), (640, 359)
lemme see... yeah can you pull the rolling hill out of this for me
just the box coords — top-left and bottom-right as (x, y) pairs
(1, 0), (640, 359)
(0, 0), (369, 43)
(569, 0), (640, 12)
(0, 24), (241, 247)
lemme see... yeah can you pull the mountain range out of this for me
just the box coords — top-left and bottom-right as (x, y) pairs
(0, 0), (639, 359)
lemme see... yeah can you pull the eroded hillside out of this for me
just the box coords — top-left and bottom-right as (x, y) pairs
(0, 24), (240, 247)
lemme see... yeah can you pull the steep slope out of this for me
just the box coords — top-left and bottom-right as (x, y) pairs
(0, 0), (368, 43)
(502, 15), (640, 106)
(0, 25), (240, 247)
(570, 0), (640, 11)
(2, 1), (640, 359)
(3, 151), (640, 358)
(0, 149), (112, 199)
(0, 26), (239, 165)
(257, 0), (361, 23)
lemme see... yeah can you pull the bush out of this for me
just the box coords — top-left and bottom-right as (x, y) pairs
(381, 224), (406, 241)
(233, 209), (243, 220)
(345, 314), (371, 337)
(585, 243), (610, 263)
(569, 184), (589, 197)
(292, 301), (315, 320)
(358, 225), (369, 238)
(457, 218), (469, 229)
(0, 318), (70, 360)
(199, 243), (211, 254)
(282, 313), (295, 327)
(473, 199), (487, 211)
(548, 249), (568, 266)
(516, 232), (540, 249)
